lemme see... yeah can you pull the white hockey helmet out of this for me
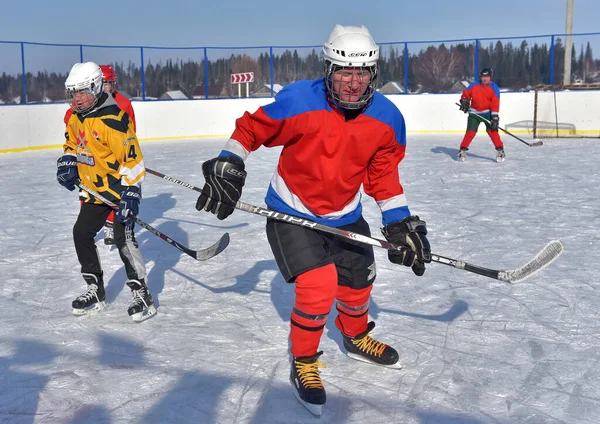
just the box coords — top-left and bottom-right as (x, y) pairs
(65, 62), (103, 113)
(323, 24), (380, 109)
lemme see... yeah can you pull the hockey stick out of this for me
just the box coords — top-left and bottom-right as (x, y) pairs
(145, 168), (564, 283)
(74, 180), (229, 261)
(456, 103), (543, 147)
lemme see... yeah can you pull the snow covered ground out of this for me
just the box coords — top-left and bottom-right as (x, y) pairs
(0, 134), (598, 423)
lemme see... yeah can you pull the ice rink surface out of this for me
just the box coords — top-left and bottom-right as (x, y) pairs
(0, 134), (598, 423)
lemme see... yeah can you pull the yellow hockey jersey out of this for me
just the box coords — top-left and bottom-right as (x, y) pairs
(62, 93), (145, 205)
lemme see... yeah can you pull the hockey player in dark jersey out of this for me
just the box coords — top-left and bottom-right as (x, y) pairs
(57, 61), (155, 322)
(195, 25), (430, 415)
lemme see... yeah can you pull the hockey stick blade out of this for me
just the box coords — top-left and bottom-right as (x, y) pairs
(498, 239), (563, 283)
(530, 140), (544, 147)
(74, 180), (229, 261)
(191, 232), (230, 261)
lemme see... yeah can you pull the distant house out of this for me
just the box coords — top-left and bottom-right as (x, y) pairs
(252, 83), (284, 97)
(159, 90), (188, 100)
(378, 81), (405, 94)
(450, 80), (472, 92)
(192, 84), (226, 99)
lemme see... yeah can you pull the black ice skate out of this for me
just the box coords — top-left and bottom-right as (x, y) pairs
(103, 221), (115, 246)
(495, 147), (506, 163)
(457, 147), (467, 162)
(126, 279), (157, 322)
(72, 273), (107, 316)
(290, 351), (327, 417)
(342, 321), (402, 369)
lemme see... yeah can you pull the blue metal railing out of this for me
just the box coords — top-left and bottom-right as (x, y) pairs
(1, 31), (599, 104)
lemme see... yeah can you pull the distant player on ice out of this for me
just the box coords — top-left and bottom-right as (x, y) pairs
(457, 67), (506, 162)
(57, 62), (155, 322)
(194, 24), (431, 415)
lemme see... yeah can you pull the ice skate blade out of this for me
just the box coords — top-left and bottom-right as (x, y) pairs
(131, 305), (157, 322)
(496, 157), (506, 163)
(72, 301), (107, 316)
(291, 381), (323, 417)
(347, 351), (403, 369)
(457, 156), (466, 162)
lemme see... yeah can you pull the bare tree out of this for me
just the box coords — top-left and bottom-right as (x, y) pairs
(413, 44), (465, 91)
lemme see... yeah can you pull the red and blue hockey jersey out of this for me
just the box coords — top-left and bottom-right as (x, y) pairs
(461, 81), (501, 117)
(219, 78), (411, 227)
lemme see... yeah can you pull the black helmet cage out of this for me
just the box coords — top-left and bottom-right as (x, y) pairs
(324, 60), (379, 110)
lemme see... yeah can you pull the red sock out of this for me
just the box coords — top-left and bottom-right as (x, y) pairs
(335, 285), (372, 337)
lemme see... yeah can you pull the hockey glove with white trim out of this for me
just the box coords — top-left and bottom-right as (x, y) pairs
(490, 116), (500, 131)
(57, 154), (79, 191)
(196, 155), (246, 220)
(382, 216), (431, 276)
(118, 186), (141, 225)
(459, 98), (470, 113)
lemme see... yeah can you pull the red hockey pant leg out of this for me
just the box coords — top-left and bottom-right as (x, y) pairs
(460, 131), (477, 150)
(289, 263), (338, 358)
(487, 130), (504, 149)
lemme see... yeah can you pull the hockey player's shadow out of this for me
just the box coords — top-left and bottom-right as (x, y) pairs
(431, 146), (496, 162)
(324, 299), (469, 355)
(369, 298), (469, 322)
(175, 258), (281, 296)
(0, 339), (57, 423)
(138, 371), (234, 423)
(103, 193), (178, 306)
(64, 333), (146, 423)
(135, 220), (190, 309)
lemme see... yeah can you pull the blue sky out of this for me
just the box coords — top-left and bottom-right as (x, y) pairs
(0, 0), (598, 47)
(0, 0), (599, 76)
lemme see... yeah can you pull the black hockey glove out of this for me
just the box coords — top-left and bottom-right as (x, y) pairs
(382, 216), (431, 276)
(57, 154), (79, 191)
(490, 115), (500, 131)
(459, 98), (470, 113)
(118, 186), (141, 225)
(196, 155), (246, 220)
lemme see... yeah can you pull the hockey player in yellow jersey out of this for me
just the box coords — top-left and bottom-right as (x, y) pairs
(57, 61), (156, 322)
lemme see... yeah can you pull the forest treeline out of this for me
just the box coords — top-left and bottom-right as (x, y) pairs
(1, 38), (598, 103)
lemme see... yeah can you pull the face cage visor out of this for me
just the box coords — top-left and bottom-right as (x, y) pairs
(325, 62), (379, 110)
(65, 87), (100, 114)
(103, 80), (116, 93)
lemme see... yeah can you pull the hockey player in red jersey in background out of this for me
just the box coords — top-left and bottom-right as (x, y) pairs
(457, 67), (506, 162)
(194, 24), (431, 416)
(64, 64), (137, 245)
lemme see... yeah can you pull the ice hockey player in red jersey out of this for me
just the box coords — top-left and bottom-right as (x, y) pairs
(195, 24), (431, 416)
(63, 64), (137, 245)
(457, 67), (506, 162)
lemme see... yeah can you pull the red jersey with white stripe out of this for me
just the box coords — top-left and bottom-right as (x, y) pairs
(461, 81), (501, 116)
(221, 78), (411, 227)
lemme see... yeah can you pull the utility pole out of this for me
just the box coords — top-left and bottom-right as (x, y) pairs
(563, 0), (574, 85)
